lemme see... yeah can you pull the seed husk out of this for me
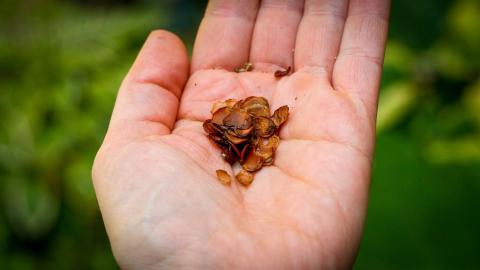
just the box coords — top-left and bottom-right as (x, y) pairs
(212, 107), (233, 125)
(239, 97), (269, 116)
(211, 99), (238, 114)
(254, 117), (277, 138)
(216, 170), (232, 185)
(247, 106), (270, 118)
(255, 135), (280, 165)
(239, 96), (269, 109)
(242, 150), (264, 172)
(223, 109), (252, 130)
(267, 135), (280, 150)
(271, 105), (289, 127)
(203, 120), (217, 134)
(234, 62), (253, 73)
(236, 170), (254, 186)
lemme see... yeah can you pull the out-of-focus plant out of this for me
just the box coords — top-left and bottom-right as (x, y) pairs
(356, 2), (480, 267)
(376, 0), (480, 164)
(0, 2), (164, 268)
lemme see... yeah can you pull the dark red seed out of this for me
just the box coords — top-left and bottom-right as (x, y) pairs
(274, 66), (291, 78)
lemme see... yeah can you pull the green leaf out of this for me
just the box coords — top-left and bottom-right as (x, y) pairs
(377, 81), (418, 133)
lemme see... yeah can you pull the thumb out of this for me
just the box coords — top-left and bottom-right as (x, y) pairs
(106, 30), (189, 143)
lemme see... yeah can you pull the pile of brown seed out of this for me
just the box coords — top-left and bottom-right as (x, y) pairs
(203, 97), (289, 186)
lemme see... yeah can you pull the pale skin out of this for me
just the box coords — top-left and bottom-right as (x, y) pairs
(92, 0), (390, 269)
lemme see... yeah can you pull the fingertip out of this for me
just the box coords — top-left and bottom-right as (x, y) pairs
(108, 29), (191, 140)
(127, 29), (190, 97)
(148, 29), (188, 57)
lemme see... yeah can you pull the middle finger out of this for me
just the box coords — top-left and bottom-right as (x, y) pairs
(249, 0), (304, 71)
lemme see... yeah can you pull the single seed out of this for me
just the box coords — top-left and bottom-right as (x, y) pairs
(211, 99), (238, 114)
(212, 107), (232, 125)
(234, 62), (254, 73)
(236, 170), (254, 186)
(223, 110), (252, 130)
(242, 149), (264, 172)
(274, 66), (291, 77)
(216, 170), (232, 185)
(254, 117), (276, 138)
(271, 105), (289, 127)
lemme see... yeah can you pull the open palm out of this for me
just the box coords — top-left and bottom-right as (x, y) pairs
(93, 1), (390, 269)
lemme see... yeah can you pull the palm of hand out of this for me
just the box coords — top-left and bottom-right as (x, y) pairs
(96, 69), (372, 269)
(93, 1), (389, 269)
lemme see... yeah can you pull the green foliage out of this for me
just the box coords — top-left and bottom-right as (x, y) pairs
(0, 2), (162, 269)
(0, 0), (479, 269)
(356, 0), (480, 268)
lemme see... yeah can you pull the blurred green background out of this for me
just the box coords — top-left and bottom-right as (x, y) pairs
(0, 0), (479, 269)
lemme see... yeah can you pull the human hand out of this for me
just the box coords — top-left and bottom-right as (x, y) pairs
(92, 0), (390, 269)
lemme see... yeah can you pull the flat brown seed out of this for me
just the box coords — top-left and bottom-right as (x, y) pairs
(242, 150), (264, 172)
(248, 107), (270, 118)
(254, 117), (277, 138)
(236, 170), (254, 186)
(242, 96), (268, 106)
(255, 135), (280, 163)
(239, 96), (269, 109)
(272, 105), (289, 127)
(274, 66), (291, 77)
(212, 107), (232, 125)
(223, 109), (252, 130)
(234, 62), (253, 73)
(211, 99), (238, 114)
(240, 97), (271, 118)
(225, 99), (238, 108)
(216, 170), (232, 185)
(255, 141), (273, 161)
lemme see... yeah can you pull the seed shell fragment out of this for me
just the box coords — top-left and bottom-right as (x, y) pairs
(216, 170), (232, 185)
(271, 105), (289, 127)
(236, 170), (254, 186)
(234, 62), (254, 73)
